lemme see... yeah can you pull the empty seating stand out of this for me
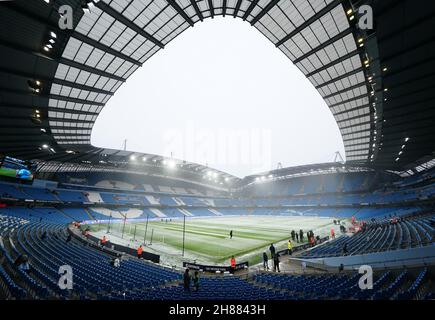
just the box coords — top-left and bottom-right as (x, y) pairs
(0, 211), (433, 300)
(299, 213), (435, 259)
(253, 269), (433, 300)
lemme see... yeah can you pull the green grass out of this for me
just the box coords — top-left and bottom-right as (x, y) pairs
(88, 216), (332, 265)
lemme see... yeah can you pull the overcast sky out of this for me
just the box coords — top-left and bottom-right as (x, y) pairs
(91, 17), (345, 178)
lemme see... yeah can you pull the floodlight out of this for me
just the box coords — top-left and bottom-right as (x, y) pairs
(167, 160), (176, 169)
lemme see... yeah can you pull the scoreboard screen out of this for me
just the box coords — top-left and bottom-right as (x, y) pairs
(0, 156), (36, 181)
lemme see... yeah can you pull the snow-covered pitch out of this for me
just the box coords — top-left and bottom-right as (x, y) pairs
(91, 215), (336, 266)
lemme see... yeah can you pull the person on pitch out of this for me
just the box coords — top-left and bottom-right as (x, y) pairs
(193, 271), (200, 292)
(137, 245), (143, 259)
(288, 239), (293, 256)
(183, 268), (191, 292)
(269, 243), (276, 257)
(262, 252), (269, 270)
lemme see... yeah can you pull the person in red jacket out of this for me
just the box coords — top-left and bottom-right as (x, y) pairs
(230, 256), (236, 274)
(331, 228), (335, 239)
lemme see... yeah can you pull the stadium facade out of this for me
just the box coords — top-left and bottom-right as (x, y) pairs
(0, 0), (434, 301)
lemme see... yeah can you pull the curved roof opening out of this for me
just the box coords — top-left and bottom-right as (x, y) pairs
(91, 17), (345, 178)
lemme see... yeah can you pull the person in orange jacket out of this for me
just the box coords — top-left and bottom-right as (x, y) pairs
(137, 245), (143, 259)
(101, 235), (108, 247)
(230, 256), (236, 274)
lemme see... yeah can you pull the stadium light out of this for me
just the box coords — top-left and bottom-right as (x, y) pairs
(142, 157), (147, 162)
(130, 155), (136, 161)
(28, 80), (42, 93)
(50, 31), (57, 39)
(167, 160), (176, 169)
(225, 177), (230, 182)
(42, 144), (49, 149)
(405, 137), (410, 142)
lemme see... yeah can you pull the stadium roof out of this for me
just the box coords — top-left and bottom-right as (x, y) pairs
(0, 0), (434, 183)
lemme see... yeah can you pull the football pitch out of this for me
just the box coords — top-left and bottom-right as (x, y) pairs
(89, 215), (335, 265)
